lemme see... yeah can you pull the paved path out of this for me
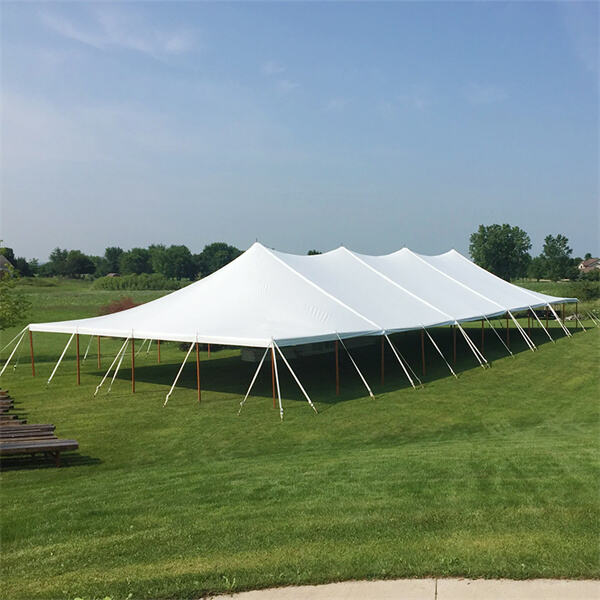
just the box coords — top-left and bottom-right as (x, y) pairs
(211, 578), (600, 599)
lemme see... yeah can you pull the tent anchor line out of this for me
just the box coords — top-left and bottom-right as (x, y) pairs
(335, 333), (374, 398)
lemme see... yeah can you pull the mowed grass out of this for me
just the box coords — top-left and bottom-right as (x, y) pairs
(0, 279), (599, 599)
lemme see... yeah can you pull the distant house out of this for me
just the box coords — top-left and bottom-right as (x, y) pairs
(578, 258), (600, 273)
(0, 255), (13, 273)
(106, 272), (120, 278)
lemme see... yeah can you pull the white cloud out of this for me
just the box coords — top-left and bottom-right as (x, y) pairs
(277, 79), (299, 94)
(464, 83), (508, 105)
(261, 60), (286, 76)
(325, 98), (349, 111)
(40, 7), (196, 59)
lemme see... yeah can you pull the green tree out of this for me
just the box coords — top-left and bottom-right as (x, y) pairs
(307, 249), (322, 255)
(469, 224), (531, 281)
(542, 234), (574, 281)
(0, 246), (16, 264)
(13, 257), (32, 277)
(91, 256), (110, 277)
(165, 245), (195, 279)
(46, 247), (69, 276)
(148, 244), (168, 275)
(104, 247), (124, 273)
(64, 250), (95, 278)
(0, 267), (30, 329)
(527, 256), (547, 281)
(194, 243), (242, 277)
(119, 248), (152, 275)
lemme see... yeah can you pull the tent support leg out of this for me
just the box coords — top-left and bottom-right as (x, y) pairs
(29, 330), (35, 377)
(271, 343), (283, 420)
(481, 319), (484, 353)
(453, 325), (456, 365)
(506, 314), (510, 348)
(420, 330), (426, 376)
(97, 336), (101, 368)
(46, 332), (75, 385)
(336, 334), (374, 398)
(76, 333), (81, 385)
(484, 316), (512, 356)
(238, 346), (270, 416)
(384, 334), (416, 389)
(271, 348), (276, 408)
(423, 328), (457, 379)
(273, 341), (317, 414)
(131, 338), (135, 393)
(528, 312), (531, 337)
(238, 347), (269, 414)
(164, 342), (194, 406)
(207, 343), (211, 358)
(157, 340), (161, 363)
(335, 340), (340, 395)
(196, 342), (201, 403)
(380, 336), (384, 385)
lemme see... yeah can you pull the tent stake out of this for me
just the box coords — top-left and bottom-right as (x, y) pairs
(380, 336), (384, 385)
(76, 333), (80, 385)
(29, 330), (35, 377)
(335, 340), (340, 395)
(196, 342), (201, 403)
(131, 337), (135, 393)
(97, 336), (101, 368)
(238, 347), (269, 414)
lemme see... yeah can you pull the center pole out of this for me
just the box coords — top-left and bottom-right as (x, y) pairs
(421, 330), (426, 376)
(131, 338), (135, 393)
(29, 329), (35, 377)
(76, 333), (80, 385)
(271, 347), (276, 409)
(335, 340), (340, 395)
(196, 342), (201, 403)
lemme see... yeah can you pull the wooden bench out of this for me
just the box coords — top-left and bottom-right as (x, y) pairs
(0, 438), (79, 467)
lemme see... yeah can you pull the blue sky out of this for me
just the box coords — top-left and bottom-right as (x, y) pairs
(1, 1), (598, 261)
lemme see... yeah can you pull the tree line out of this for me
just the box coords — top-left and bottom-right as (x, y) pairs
(469, 224), (597, 282)
(0, 242), (243, 281)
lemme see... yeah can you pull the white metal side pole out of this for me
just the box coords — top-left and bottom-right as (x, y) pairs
(507, 311), (536, 352)
(83, 335), (94, 361)
(238, 347), (270, 415)
(94, 337), (130, 396)
(456, 323), (487, 368)
(271, 342), (283, 420)
(336, 333), (374, 398)
(108, 338), (130, 393)
(0, 328), (28, 378)
(484, 316), (513, 356)
(529, 307), (554, 342)
(423, 327), (458, 378)
(46, 332), (76, 385)
(273, 340), (318, 414)
(384, 334), (417, 389)
(164, 342), (195, 406)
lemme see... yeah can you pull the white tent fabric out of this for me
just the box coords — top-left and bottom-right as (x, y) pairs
(28, 243), (576, 347)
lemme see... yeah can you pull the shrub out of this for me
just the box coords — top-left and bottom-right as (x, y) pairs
(98, 296), (140, 316)
(92, 273), (184, 291)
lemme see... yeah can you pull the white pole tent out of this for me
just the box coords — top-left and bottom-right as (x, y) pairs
(7, 243), (576, 416)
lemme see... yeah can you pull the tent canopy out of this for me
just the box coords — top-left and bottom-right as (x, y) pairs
(29, 243), (576, 348)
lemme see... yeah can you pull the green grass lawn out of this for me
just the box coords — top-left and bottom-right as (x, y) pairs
(0, 279), (599, 599)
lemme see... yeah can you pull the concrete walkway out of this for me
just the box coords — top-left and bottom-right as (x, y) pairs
(211, 578), (600, 599)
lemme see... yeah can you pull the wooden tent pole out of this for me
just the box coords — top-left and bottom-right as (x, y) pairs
(196, 342), (201, 403)
(452, 325), (457, 365)
(76, 333), (80, 385)
(545, 307), (549, 329)
(481, 319), (484, 353)
(207, 343), (211, 358)
(97, 336), (101, 368)
(575, 302), (578, 331)
(131, 338), (135, 393)
(506, 314), (510, 347)
(271, 347), (276, 408)
(29, 330), (35, 377)
(528, 312), (531, 337)
(380, 336), (384, 385)
(335, 340), (340, 395)
(157, 339), (161, 363)
(420, 330), (426, 376)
